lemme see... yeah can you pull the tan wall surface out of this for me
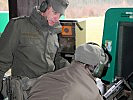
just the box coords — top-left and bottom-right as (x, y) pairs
(76, 17), (104, 47)
(76, 19), (86, 47)
(86, 17), (104, 46)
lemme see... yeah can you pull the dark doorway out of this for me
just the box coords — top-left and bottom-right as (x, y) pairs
(117, 22), (133, 88)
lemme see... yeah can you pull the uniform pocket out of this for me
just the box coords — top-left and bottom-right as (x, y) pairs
(19, 32), (41, 46)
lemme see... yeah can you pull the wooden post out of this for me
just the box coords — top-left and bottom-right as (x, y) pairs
(8, 0), (18, 19)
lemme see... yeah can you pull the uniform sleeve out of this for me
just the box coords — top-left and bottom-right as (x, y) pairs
(54, 51), (70, 70)
(0, 19), (19, 90)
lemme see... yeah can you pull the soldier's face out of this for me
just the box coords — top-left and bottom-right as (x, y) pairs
(45, 7), (61, 26)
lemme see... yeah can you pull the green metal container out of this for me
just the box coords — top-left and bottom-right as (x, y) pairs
(102, 8), (133, 82)
(0, 11), (9, 36)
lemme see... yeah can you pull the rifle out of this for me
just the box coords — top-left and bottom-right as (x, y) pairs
(103, 72), (133, 100)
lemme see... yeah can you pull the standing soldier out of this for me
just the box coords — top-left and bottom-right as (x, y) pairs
(0, 0), (69, 99)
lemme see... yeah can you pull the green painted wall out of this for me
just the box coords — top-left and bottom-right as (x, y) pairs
(0, 11), (9, 36)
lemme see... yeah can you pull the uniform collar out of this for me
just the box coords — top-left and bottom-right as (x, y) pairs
(30, 7), (49, 29)
(71, 61), (96, 82)
(29, 7), (62, 34)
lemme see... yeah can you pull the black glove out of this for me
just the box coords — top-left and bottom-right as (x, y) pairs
(0, 92), (4, 100)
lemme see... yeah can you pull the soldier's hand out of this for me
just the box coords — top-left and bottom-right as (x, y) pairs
(117, 90), (132, 100)
(123, 90), (131, 97)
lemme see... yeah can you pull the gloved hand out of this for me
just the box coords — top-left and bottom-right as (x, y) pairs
(0, 92), (4, 100)
(116, 89), (132, 100)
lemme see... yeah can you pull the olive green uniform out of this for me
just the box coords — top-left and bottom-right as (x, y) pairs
(0, 7), (68, 90)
